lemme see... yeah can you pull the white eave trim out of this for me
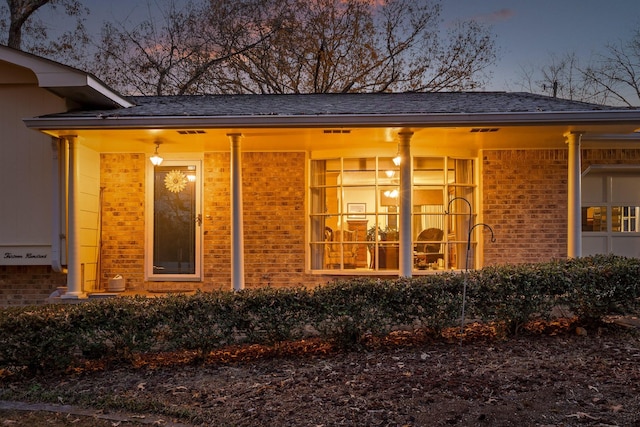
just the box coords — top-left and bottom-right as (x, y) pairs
(22, 110), (640, 131)
(84, 76), (134, 108)
(582, 164), (640, 177)
(1, 45), (132, 109)
(581, 133), (640, 141)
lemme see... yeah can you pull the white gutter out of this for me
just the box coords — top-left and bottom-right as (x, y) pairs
(23, 110), (640, 131)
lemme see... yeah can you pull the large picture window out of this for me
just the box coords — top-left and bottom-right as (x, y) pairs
(309, 156), (476, 273)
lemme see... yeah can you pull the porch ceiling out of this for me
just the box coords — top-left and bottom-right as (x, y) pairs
(42, 122), (640, 156)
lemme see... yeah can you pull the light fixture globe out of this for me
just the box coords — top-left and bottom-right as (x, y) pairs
(150, 142), (163, 166)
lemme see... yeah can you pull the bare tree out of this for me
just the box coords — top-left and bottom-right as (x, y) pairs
(514, 28), (640, 106)
(582, 29), (640, 107)
(1, 0), (88, 63)
(515, 52), (603, 102)
(91, 0), (287, 96)
(91, 0), (497, 95)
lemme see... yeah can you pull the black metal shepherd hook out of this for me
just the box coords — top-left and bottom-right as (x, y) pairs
(445, 197), (496, 339)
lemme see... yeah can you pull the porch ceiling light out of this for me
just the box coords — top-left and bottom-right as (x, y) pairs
(150, 142), (163, 166)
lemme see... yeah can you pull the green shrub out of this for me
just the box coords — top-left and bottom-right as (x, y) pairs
(560, 255), (640, 325)
(1, 255), (639, 374)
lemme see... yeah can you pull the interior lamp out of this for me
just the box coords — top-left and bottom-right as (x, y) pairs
(392, 155), (401, 166)
(150, 143), (163, 166)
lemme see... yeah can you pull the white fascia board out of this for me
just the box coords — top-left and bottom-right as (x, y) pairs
(582, 164), (640, 177)
(35, 69), (88, 86)
(85, 76), (134, 108)
(23, 110), (640, 131)
(0, 46), (131, 108)
(581, 133), (640, 141)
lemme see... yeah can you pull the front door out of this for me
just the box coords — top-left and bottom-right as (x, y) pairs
(147, 160), (202, 280)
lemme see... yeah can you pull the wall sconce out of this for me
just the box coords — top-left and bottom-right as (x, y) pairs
(150, 142), (163, 166)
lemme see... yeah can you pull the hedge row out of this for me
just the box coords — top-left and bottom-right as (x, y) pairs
(1, 255), (639, 374)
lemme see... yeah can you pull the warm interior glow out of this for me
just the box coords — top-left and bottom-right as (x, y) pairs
(392, 156), (401, 166)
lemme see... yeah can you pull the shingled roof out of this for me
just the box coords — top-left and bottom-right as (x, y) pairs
(25, 91), (640, 132)
(58, 91), (623, 119)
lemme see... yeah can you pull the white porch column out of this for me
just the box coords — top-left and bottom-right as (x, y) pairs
(398, 130), (413, 277)
(229, 133), (245, 291)
(565, 131), (583, 258)
(61, 136), (86, 299)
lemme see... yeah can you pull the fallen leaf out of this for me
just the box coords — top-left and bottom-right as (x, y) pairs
(566, 412), (599, 420)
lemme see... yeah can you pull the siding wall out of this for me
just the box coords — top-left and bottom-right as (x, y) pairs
(78, 145), (101, 291)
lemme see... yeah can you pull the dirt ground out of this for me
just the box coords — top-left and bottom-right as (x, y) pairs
(2, 319), (640, 426)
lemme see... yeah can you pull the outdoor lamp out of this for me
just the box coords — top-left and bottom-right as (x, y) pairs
(150, 142), (163, 166)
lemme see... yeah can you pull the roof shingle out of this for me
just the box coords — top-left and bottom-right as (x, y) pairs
(61, 92), (626, 119)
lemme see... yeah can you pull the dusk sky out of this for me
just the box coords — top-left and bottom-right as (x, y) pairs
(440, 0), (640, 91)
(79, 0), (640, 93)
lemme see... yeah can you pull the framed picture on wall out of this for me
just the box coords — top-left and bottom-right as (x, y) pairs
(347, 203), (366, 219)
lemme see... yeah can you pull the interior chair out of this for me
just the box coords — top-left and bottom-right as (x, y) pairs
(415, 227), (444, 265)
(325, 229), (358, 269)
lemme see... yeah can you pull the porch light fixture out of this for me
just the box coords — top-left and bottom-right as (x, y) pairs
(150, 142), (163, 166)
(392, 155), (401, 166)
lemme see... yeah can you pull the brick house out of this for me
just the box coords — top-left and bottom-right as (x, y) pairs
(2, 46), (640, 305)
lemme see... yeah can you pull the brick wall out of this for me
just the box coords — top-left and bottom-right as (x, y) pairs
(202, 152), (231, 290)
(582, 148), (640, 170)
(100, 153), (146, 290)
(98, 151), (322, 292)
(201, 151), (335, 290)
(482, 149), (568, 265)
(241, 152), (308, 289)
(0, 266), (66, 306)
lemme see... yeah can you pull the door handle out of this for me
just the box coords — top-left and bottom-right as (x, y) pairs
(196, 214), (202, 226)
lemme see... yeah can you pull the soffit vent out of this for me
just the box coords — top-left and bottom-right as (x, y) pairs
(323, 129), (351, 134)
(177, 130), (207, 135)
(470, 128), (499, 133)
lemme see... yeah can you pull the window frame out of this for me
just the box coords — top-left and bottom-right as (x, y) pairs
(308, 155), (477, 274)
